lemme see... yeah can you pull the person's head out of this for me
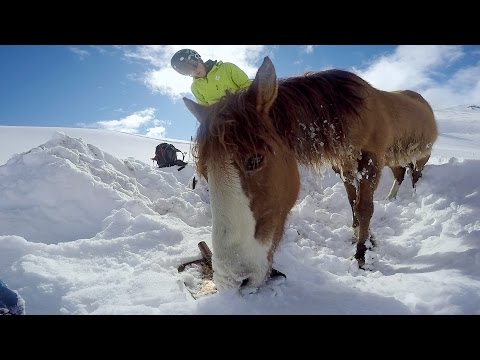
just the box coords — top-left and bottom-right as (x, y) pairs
(171, 49), (206, 78)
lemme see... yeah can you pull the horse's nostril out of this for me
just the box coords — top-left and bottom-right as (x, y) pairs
(240, 278), (249, 288)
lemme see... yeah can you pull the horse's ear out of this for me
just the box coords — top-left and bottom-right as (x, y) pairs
(250, 56), (278, 114)
(183, 97), (207, 123)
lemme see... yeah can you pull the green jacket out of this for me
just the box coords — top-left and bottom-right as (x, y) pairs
(191, 61), (252, 105)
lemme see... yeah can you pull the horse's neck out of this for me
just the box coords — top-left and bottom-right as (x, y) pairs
(272, 97), (336, 156)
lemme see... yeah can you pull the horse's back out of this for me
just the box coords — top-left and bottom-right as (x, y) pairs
(373, 89), (438, 166)
(384, 89), (437, 140)
(343, 87), (437, 168)
(395, 89), (430, 104)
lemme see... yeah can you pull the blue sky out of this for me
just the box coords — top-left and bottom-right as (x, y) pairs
(1, 45), (479, 141)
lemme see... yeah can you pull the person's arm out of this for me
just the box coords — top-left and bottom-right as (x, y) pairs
(191, 83), (208, 105)
(226, 63), (252, 90)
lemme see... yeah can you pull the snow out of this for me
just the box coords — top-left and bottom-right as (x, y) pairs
(1, 106), (480, 314)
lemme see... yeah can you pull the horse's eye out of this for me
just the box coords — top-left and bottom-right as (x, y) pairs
(245, 155), (264, 172)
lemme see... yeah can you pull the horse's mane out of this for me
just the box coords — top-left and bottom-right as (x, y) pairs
(273, 70), (368, 165)
(193, 69), (369, 177)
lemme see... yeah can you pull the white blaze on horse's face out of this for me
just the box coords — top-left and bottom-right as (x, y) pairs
(207, 143), (300, 290)
(208, 160), (272, 290)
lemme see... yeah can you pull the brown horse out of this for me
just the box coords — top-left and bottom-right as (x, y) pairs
(184, 56), (438, 290)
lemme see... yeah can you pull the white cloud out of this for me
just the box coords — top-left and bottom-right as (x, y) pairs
(303, 45), (315, 54)
(122, 45), (268, 101)
(144, 67), (194, 101)
(145, 126), (166, 138)
(90, 45), (106, 54)
(93, 108), (167, 136)
(353, 45), (480, 108)
(422, 64), (480, 107)
(69, 47), (90, 60)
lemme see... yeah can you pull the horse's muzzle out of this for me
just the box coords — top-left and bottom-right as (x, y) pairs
(239, 268), (286, 288)
(240, 278), (249, 288)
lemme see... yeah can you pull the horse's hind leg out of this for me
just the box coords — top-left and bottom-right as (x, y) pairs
(410, 154), (430, 192)
(386, 166), (407, 200)
(355, 151), (381, 267)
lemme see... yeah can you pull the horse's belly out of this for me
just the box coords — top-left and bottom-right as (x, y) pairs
(384, 144), (432, 167)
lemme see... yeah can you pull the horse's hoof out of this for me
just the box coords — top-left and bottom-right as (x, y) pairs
(355, 243), (367, 268)
(356, 258), (367, 270)
(356, 258), (366, 269)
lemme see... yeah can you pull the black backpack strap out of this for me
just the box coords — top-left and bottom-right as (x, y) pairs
(171, 146), (185, 161)
(173, 159), (187, 171)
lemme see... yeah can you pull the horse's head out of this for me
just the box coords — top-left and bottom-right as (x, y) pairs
(184, 57), (300, 290)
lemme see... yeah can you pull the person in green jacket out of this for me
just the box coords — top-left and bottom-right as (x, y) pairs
(171, 49), (252, 105)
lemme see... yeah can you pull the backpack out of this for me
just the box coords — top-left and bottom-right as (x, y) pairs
(152, 143), (187, 171)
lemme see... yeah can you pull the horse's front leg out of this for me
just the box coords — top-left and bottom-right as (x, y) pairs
(355, 151), (381, 267)
(332, 166), (359, 239)
(343, 178), (359, 241)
